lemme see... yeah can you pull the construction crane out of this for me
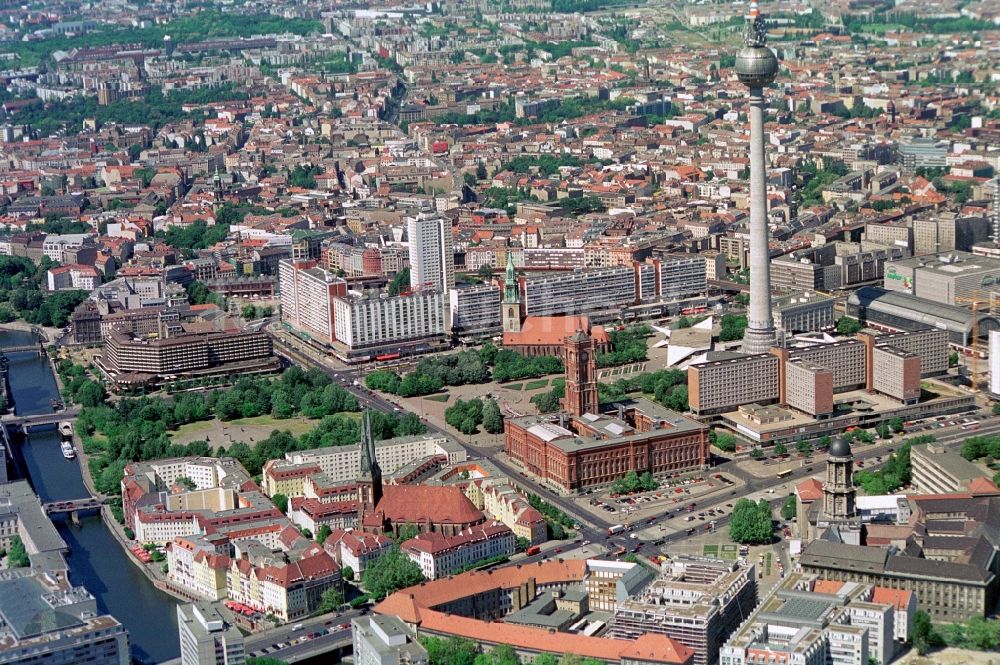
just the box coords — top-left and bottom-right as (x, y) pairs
(953, 291), (990, 392)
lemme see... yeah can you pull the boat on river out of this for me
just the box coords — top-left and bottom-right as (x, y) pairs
(61, 439), (76, 459)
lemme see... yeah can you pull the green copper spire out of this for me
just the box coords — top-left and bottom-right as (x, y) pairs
(503, 251), (518, 304)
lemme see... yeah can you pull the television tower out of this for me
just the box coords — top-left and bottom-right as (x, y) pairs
(736, 1), (779, 354)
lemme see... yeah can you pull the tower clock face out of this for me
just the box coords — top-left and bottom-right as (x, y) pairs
(580, 351), (588, 363)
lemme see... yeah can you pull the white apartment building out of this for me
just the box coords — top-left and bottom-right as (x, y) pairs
(401, 522), (515, 579)
(406, 213), (454, 293)
(280, 434), (465, 490)
(278, 259), (346, 345)
(331, 290), (445, 351)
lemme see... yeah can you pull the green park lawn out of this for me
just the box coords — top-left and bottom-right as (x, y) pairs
(425, 393), (450, 403)
(524, 379), (549, 391)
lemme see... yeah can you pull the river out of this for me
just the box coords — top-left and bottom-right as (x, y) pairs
(3, 330), (180, 664)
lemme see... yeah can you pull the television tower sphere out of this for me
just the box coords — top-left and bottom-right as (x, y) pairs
(735, 1), (778, 88)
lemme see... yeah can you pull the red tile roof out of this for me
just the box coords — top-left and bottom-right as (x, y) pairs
(375, 559), (692, 664)
(374, 485), (484, 526)
(871, 587), (913, 610)
(503, 315), (609, 348)
(796, 478), (823, 502)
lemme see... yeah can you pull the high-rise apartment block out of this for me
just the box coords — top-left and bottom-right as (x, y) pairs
(407, 213), (454, 293)
(278, 259), (347, 345)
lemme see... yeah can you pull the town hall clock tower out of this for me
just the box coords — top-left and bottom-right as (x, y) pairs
(563, 328), (599, 417)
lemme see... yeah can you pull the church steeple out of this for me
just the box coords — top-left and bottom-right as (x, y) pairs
(502, 251), (521, 333)
(357, 410), (382, 516)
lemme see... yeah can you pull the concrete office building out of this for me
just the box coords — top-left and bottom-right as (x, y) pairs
(773, 292), (835, 334)
(688, 354), (780, 416)
(278, 259), (348, 345)
(101, 328), (276, 385)
(883, 251), (1000, 305)
(659, 254), (708, 300)
(689, 329), (948, 417)
(786, 340), (867, 393)
(407, 213), (454, 294)
(736, 0), (779, 354)
(332, 290), (446, 358)
(910, 441), (991, 495)
(720, 572), (897, 665)
(784, 359), (834, 417)
(448, 284), (501, 340)
(0, 574), (130, 665)
(177, 602), (245, 665)
(771, 255), (843, 292)
(912, 214), (990, 257)
(871, 346), (921, 404)
(512, 258), (705, 323)
(864, 222), (912, 253)
(523, 266), (638, 319)
(352, 615), (429, 665)
(611, 558), (758, 665)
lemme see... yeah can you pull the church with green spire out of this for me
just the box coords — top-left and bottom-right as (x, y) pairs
(501, 251), (521, 334)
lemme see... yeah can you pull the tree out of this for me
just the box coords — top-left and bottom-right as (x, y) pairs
(482, 398), (504, 434)
(796, 439), (812, 456)
(247, 658), (290, 665)
(242, 304), (257, 319)
(7, 535), (29, 567)
(729, 498), (773, 544)
(836, 317), (862, 335)
(888, 417), (905, 433)
(314, 584), (345, 614)
(781, 495), (797, 521)
(773, 441), (787, 457)
(342, 566), (354, 582)
(362, 546), (425, 601)
(474, 645), (521, 665)
(949, 351), (959, 367)
(272, 493), (288, 514)
(719, 314), (748, 342)
(73, 380), (105, 407)
(750, 447), (764, 460)
(388, 268), (411, 296)
(421, 636), (478, 665)
(316, 524), (332, 545)
(714, 431), (737, 452)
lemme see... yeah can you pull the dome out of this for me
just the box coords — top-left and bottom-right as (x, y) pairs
(735, 45), (779, 88)
(828, 436), (852, 458)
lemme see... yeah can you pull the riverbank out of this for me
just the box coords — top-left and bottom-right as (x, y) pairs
(0, 320), (61, 342)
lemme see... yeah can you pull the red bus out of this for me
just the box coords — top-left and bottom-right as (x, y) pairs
(526, 545), (540, 556)
(375, 352), (401, 361)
